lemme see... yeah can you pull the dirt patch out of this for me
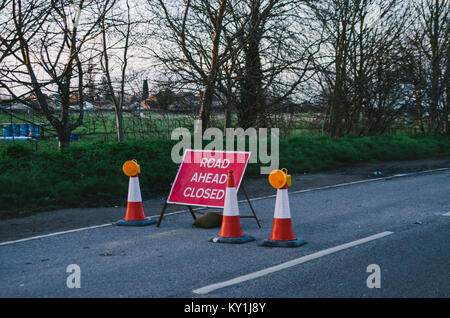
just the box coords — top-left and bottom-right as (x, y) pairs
(1, 156), (449, 243)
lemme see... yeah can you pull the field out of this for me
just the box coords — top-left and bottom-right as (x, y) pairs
(0, 109), (425, 152)
(0, 111), (198, 149)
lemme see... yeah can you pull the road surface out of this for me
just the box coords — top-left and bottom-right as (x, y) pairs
(0, 169), (449, 298)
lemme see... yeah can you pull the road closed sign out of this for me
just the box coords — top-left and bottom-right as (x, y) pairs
(167, 149), (251, 208)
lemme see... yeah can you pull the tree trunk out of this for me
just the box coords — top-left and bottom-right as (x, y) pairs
(430, 65), (440, 133)
(237, 1), (265, 129)
(415, 87), (425, 133)
(224, 104), (231, 135)
(327, 98), (344, 137)
(115, 106), (124, 142)
(428, 0), (444, 133)
(327, 23), (347, 137)
(444, 83), (450, 132)
(199, 84), (213, 131)
(57, 127), (71, 149)
(443, 33), (450, 133)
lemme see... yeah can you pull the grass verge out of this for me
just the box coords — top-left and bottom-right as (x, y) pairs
(0, 133), (449, 219)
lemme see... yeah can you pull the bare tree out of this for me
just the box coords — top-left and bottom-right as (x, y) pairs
(0, 0), (115, 148)
(444, 34), (450, 132)
(307, 0), (413, 136)
(98, 0), (133, 142)
(232, 0), (319, 129)
(404, 33), (428, 133)
(414, 0), (449, 132)
(147, 0), (232, 132)
(147, 0), (319, 131)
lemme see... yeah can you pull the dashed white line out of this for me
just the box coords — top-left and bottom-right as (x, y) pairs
(442, 212), (450, 216)
(192, 231), (394, 295)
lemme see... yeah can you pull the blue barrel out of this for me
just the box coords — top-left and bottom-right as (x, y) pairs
(2, 125), (12, 137)
(12, 124), (20, 137)
(20, 124), (29, 136)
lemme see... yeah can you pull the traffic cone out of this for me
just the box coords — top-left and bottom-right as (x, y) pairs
(259, 184), (306, 247)
(115, 161), (156, 226)
(209, 170), (255, 244)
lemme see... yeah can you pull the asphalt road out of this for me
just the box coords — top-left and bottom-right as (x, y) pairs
(0, 169), (449, 298)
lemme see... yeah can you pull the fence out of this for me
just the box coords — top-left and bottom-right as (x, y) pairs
(0, 108), (423, 152)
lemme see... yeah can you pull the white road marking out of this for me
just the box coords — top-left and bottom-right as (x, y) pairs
(0, 223), (111, 246)
(442, 212), (450, 216)
(0, 167), (447, 247)
(192, 231), (394, 295)
(247, 168), (449, 202)
(0, 207), (202, 247)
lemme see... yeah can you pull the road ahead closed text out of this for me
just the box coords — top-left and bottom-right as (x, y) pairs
(167, 150), (250, 208)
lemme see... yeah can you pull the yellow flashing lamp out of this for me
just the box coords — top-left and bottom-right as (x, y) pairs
(268, 168), (291, 189)
(123, 159), (141, 177)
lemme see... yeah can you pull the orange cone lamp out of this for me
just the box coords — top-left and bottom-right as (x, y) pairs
(115, 160), (156, 226)
(260, 169), (306, 247)
(209, 170), (255, 244)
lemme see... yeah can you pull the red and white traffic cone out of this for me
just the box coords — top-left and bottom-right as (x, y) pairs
(115, 161), (156, 226)
(259, 184), (306, 247)
(209, 170), (255, 244)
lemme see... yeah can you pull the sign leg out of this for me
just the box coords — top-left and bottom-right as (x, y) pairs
(157, 201), (169, 227)
(188, 206), (197, 220)
(241, 185), (261, 228)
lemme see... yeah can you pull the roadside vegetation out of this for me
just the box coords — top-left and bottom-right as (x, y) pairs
(1, 133), (449, 219)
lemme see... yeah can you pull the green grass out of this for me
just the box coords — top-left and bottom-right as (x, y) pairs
(0, 133), (449, 219)
(278, 134), (450, 172)
(0, 111), (197, 145)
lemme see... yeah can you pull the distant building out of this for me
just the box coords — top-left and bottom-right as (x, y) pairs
(140, 94), (160, 110)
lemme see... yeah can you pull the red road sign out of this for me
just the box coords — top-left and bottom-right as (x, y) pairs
(167, 149), (251, 208)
